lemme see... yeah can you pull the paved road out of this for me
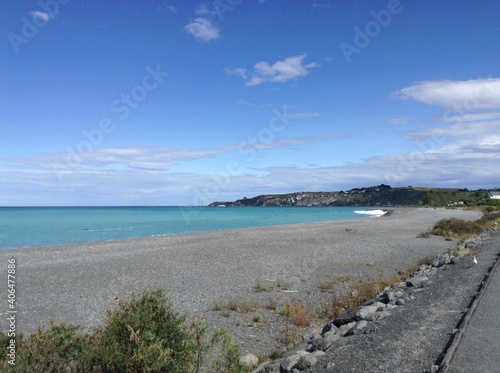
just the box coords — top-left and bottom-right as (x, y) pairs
(447, 251), (500, 373)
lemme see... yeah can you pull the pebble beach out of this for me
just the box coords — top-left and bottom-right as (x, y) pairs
(0, 207), (482, 356)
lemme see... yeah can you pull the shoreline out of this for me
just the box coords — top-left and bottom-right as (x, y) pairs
(0, 207), (483, 354)
(0, 205), (381, 251)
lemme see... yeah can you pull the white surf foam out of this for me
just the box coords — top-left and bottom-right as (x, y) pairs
(354, 209), (387, 217)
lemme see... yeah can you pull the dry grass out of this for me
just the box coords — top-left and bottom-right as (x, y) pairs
(281, 300), (314, 327)
(268, 348), (281, 360)
(335, 274), (352, 283)
(319, 274), (352, 293)
(319, 281), (335, 293)
(210, 301), (224, 312)
(280, 300), (294, 318)
(317, 256), (434, 321)
(276, 280), (292, 291)
(280, 324), (301, 345)
(264, 297), (277, 311)
(211, 298), (260, 314)
(292, 302), (313, 328)
(252, 314), (263, 323)
(253, 281), (271, 293)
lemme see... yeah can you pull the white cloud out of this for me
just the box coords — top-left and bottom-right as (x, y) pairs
(0, 135), (346, 205)
(285, 112), (320, 119)
(30, 11), (51, 22)
(6, 146), (236, 172)
(403, 118), (500, 143)
(195, 4), (213, 16)
(224, 67), (248, 79)
(443, 111), (500, 123)
(392, 78), (500, 112)
(228, 55), (319, 86)
(3, 115), (499, 205)
(184, 18), (220, 41)
(4, 134), (339, 172)
(245, 133), (345, 151)
(3, 133), (499, 206)
(388, 115), (416, 127)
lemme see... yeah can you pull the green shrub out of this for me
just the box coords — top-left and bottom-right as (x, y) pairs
(203, 328), (247, 373)
(430, 218), (483, 238)
(91, 289), (197, 372)
(427, 212), (500, 240)
(1, 322), (91, 373)
(0, 289), (245, 373)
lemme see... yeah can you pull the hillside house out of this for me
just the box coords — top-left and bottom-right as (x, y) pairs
(489, 192), (500, 199)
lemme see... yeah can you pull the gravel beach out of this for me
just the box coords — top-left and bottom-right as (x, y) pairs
(0, 207), (482, 357)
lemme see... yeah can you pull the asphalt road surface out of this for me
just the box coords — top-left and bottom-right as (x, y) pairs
(448, 251), (500, 373)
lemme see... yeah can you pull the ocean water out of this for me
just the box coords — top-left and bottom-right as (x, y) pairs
(0, 206), (373, 250)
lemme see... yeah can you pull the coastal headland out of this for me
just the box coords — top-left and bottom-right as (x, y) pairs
(0, 208), (483, 358)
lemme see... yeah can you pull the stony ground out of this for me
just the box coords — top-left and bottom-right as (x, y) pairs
(0, 207), (489, 372)
(254, 229), (500, 373)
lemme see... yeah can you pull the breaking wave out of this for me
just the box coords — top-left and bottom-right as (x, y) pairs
(354, 209), (387, 217)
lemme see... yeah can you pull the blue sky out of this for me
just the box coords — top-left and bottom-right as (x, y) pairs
(1, 0), (500, 206)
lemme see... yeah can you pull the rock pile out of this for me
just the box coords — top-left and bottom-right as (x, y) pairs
(250, 250), (465, 373)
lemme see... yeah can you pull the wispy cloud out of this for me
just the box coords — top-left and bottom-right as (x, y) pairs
(285, 112), (320, 119)
(6, 146), (235, 172)
(184, 17), (220, 41)
(245, 133), (346, 151)
(194, 4), (214, 16)
(392, 78), (500, 112)
(30, 11), (51, 22)
(224, 67), (248, 79)
(403, 119), (500, 142)
(388, 115), (416, 127)
(2, 129), (499, 206)
(4, 134), (340, 172)
(443, 111), (500, 123)
(380, 78), (500, 189)
(0, 134), (347, 205)
(227, 55), (319, 86)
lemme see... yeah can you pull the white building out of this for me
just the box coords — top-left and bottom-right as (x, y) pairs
(489, 192), (500, 199)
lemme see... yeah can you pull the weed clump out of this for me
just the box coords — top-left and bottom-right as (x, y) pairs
(281, 300), (313, 327)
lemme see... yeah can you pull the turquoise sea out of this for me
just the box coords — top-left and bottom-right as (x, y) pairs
(0, 206), (373, 250)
